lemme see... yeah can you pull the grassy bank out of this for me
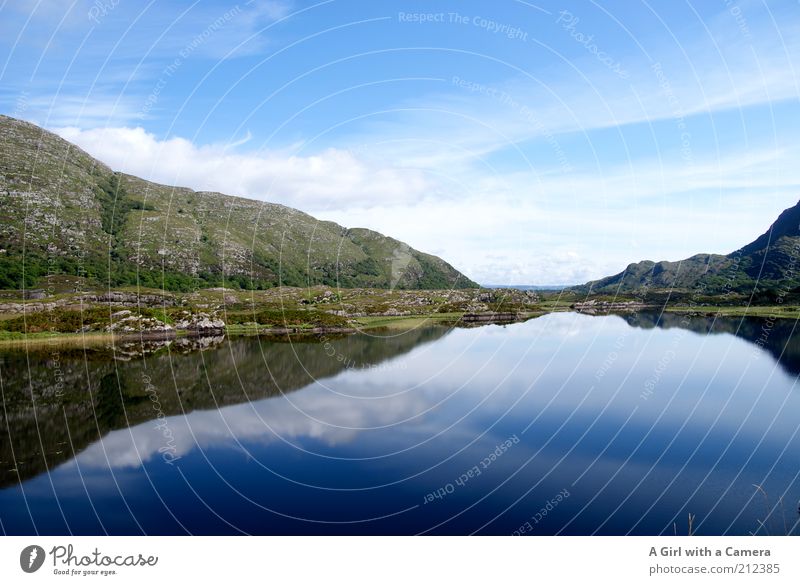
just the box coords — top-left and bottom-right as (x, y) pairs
(662, 304), (800, 319)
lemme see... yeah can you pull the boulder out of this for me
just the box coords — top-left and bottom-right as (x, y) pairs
(175, 312), (226, 331)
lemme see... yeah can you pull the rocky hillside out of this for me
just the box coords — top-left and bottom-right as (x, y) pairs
(578, 200), (800, 295)
(0, 115), (477, 291)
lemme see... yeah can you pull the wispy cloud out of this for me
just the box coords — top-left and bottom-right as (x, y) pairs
(22, 93), (146, 127)
(339, 7), (800, 172)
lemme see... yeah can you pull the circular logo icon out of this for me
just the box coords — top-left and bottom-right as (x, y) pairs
(20, 545), (46, 573)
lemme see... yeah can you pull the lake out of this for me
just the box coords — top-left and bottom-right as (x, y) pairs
(1, 311), (799, 535)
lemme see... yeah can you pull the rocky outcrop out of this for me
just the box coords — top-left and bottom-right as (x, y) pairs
(106, 313), (174, 333)
(174, 312), (225, 331)
(81, 292), (176, 306)
(572, 300), (648, 313)
(0, 292), (175, 314)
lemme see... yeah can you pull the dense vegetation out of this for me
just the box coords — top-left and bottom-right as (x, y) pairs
(0, 307), (171, 334)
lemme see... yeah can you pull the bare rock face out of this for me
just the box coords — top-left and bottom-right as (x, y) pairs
(477, 291), (496, 303)
(174, 312), (225, 331)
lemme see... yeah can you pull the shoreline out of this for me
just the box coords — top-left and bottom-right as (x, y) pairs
(2, 303), (796, 349)
(1, 285), (798, 350)
(0, 310), (544, 349)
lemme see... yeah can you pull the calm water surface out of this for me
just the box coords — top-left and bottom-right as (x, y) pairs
(1, 312), (799, 535)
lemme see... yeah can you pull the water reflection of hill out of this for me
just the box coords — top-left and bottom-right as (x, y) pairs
(622, 312), (800, 376)
(0, 327), (450, 487)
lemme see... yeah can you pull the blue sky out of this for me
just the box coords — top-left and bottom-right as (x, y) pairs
(2, 0), (800, 284)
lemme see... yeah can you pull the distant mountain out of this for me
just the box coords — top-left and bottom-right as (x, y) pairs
(0, 115), (477, 291)
(579, 200), (800, 295)
(486, 284), (570, 291)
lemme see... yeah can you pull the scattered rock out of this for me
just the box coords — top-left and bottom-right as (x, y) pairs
(107, 315), (174, 333)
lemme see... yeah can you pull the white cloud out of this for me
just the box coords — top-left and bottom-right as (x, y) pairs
(54, 125), (433, 209)
(52, 123), (800, 285)
(70, 352), (444, 469)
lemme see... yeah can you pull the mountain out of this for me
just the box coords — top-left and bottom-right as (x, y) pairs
(0, 115), (477, 291)
(579, 200), (800, 295)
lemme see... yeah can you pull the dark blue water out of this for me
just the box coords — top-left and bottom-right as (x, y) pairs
(2, 312), (800, 535)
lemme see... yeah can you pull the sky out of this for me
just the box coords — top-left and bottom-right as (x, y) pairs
(2, 0), (800, 285)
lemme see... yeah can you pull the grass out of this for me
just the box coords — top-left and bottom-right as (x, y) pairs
(0, 307), (172, 334)
(0, 329), (188, 349)
(354, 312), (464, 329)
(662, 304), (800, 319)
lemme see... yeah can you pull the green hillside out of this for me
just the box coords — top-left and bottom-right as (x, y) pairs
(0, 115), (477, 291)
